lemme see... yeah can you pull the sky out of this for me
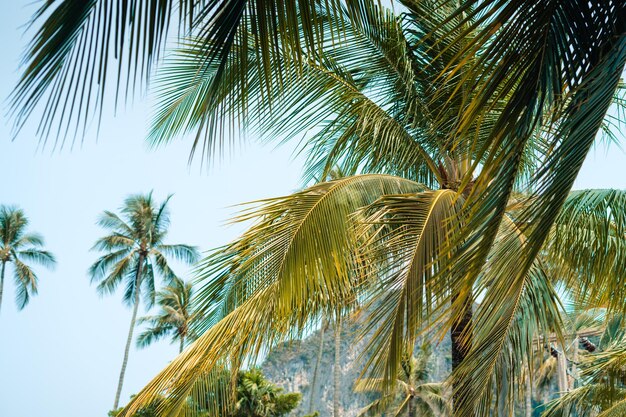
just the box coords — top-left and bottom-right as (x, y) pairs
(0, 2), (625, 417)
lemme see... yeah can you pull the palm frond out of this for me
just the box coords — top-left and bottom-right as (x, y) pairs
(12, 257), (38, 310)
(156, 244), (200, 264)
(121, 174), (423, 416)
(545, 189), (626, 315)
(15, 249), (56, 269)
(88, 249), (134, 283)
(14, 233), (45, 248)
(355, 189), (462, 392)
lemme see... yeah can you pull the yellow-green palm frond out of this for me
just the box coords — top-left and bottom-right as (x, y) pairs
(545, 189), (626, 315)
(355, 189), (462, 392)
(450, 214), (563, 417)
(120, 174), (424, 416)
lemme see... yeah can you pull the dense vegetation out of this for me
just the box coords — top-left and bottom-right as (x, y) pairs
(6, 0), (626, 416)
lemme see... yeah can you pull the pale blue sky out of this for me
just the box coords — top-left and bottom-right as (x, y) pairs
(0, 2), (625, 417)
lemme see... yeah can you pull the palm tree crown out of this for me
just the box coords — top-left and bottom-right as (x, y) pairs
(119, 3), (626, 417)
(89, 192), (200, 410)
(0, 205), (55, 312)
(356, 343), (449, 417)
(137, 278), (197, 354)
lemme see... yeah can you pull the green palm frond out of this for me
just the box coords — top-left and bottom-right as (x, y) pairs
(356, 189), (462, 391)
(14, 233), (45, 248)
(450, 214), (563, 416)
(11, 0), (371, 149)
(93, 251), (135, 294)
(151, 4), (444, 179)
(12, 257), (38, 310)
(121, 174), (423, 416)
(10, 0), (184, 147)
(15, 249), (56, 269)
(545, 189), (626, 315)
(156, 244), (200, 264)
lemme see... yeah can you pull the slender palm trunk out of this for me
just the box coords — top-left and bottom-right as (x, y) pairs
(308, 317), (326, 414)
(556, 345), (568, 396)
(408, 397), (417, 417)
(113, 258), (144, 410)
(451, 291), (473, 415)
(179, 334), (185, 354)
(333, 316), (341, 417)
(0, 261), (6, 314)
(525, 369), (532, 417)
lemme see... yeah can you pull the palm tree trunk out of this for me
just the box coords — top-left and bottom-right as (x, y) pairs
(556, 345), (568, 396)
(408, 396), (417, 417)
(333, 316), (341, 417)
(525, 369), (532, 417)
(0, 261), (6, 314)
(179, 334), (185, 354)
(113, 257), (144, 410)
(308, 317), (326, 414)
(451, 291), (473, 415)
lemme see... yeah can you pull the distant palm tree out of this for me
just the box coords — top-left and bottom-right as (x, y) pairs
(137, 278), (197, 354)
(0, 206), (55, 313)
(89, 193), (200, 410)
(356, 343), (449, 417)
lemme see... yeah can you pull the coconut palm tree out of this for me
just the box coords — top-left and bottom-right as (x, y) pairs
(14, 2), (626, 417)
(356, 343), (449, 417)
(0, 206), (55, 313)
(115, 3), (626, 416)
(137, 278), (197, 354)
(89, 193), (200, 410)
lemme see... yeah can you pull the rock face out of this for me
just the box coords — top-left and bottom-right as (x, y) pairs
(262, 317), (452, 417)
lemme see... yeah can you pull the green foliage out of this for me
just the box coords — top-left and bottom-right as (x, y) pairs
(543, 317), (626, 417)
(233, 369), (301, 417)
(118, 2), (626, 417)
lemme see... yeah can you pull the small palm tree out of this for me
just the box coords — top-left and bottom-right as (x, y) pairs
(137, 278), (197, 354)
(356, 343), (449, 417)
(89, 193), (200, 410)
(0, 206), (55, 313)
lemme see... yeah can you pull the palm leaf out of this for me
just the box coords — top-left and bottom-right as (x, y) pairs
(121, 174), (423, 416)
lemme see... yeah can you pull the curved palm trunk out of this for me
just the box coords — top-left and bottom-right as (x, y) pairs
(451, 291), (473, 415)
(0, 261), (6, 314)
(308, 317), (326, 414)
(333, 316), (341, 417)
(113, 257), (144, 410)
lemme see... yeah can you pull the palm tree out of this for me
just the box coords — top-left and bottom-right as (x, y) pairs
(14, 2), (626, 417)
(355, 343), (449, 417)
(136, 278), (197, 354)
(116, 3), (626, 416)
(0, 206), (55, 313)
(89, 193), (200, 410)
